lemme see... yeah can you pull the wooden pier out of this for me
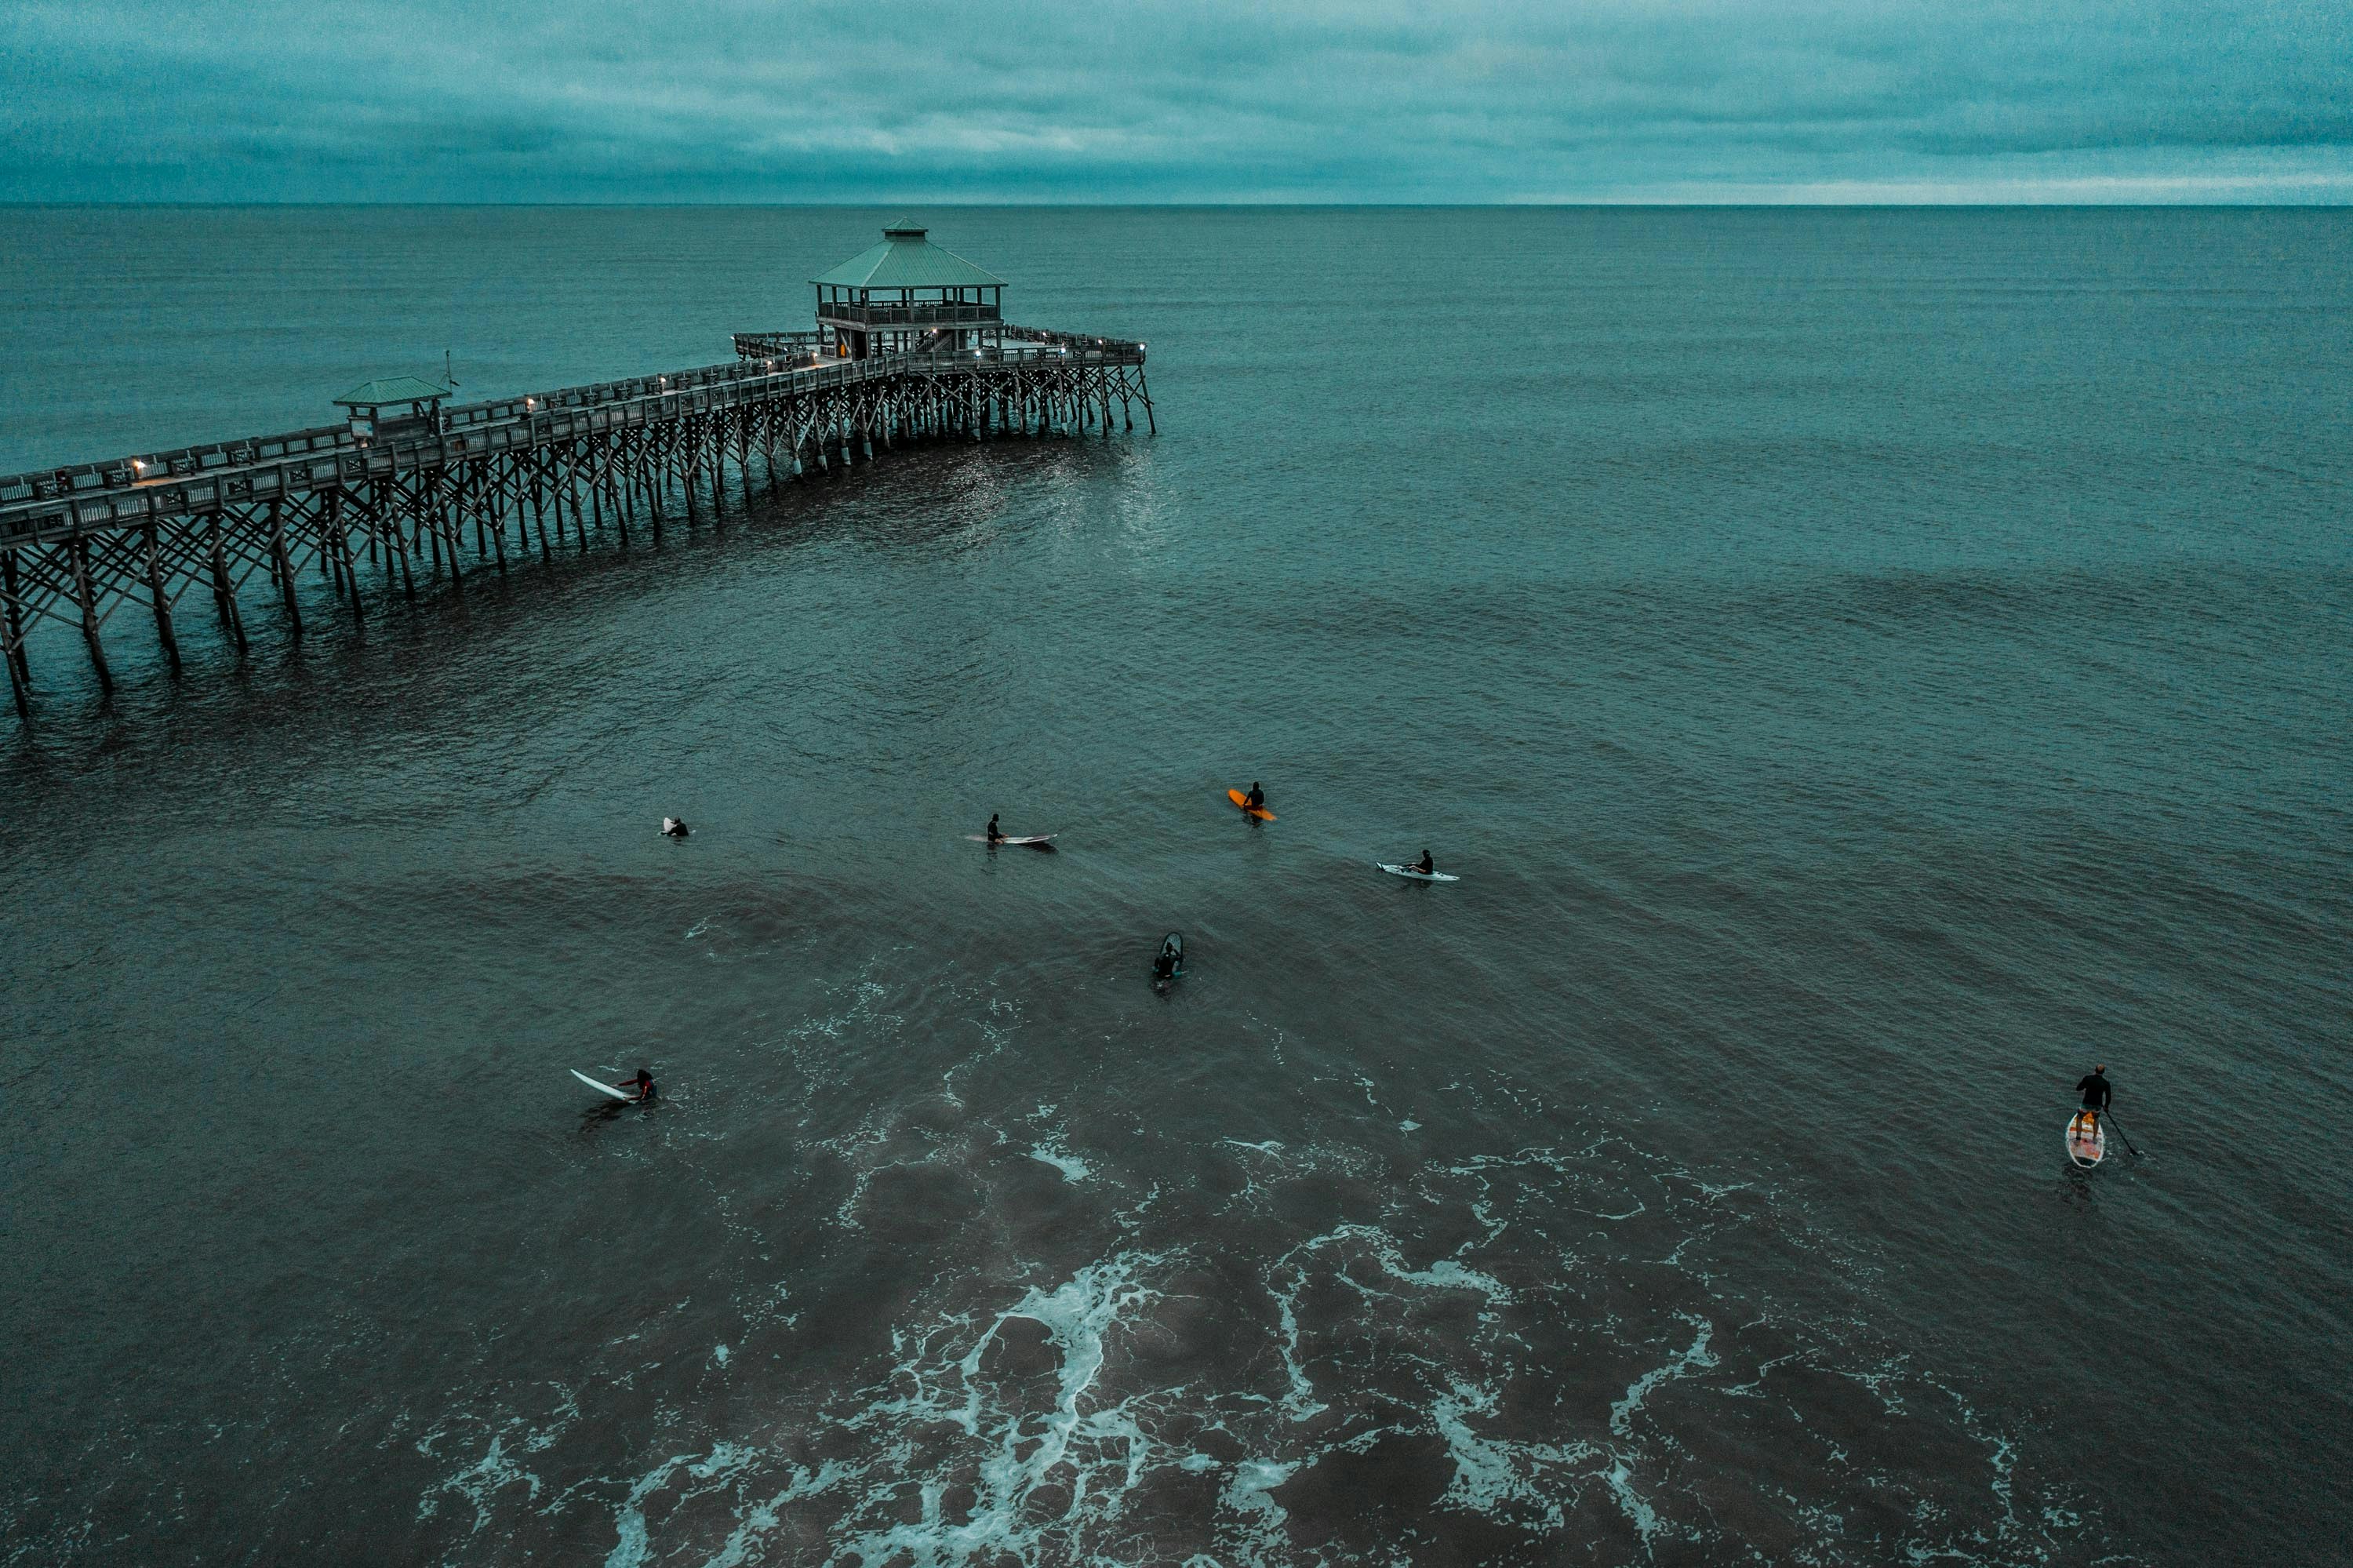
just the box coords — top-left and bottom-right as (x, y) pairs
(0, 225), (1151, 719)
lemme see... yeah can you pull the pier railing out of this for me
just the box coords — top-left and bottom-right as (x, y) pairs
(1004, 323), (1149, 355)
(1, 339), (1146, 544)
(817, 301), (1002, 329)
(728, 330), (827, 362)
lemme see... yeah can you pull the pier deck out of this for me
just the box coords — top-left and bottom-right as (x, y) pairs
(0, 326), (1150, 719)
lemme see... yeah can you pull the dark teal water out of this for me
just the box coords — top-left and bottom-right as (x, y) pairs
(2, 207), (2348, 1566)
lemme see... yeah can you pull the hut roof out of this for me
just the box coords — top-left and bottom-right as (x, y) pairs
(333, 377), (453, 408)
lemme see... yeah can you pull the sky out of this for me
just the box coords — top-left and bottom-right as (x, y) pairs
(3, 0), (2349, 203)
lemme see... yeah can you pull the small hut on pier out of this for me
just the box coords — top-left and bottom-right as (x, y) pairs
(334, 377), (452, 444)
(813, 224), (1004, 360)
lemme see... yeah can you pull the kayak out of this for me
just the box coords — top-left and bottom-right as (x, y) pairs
(2067, 1111), (2105, 1167)
(1226, 788), (1275, 821)
(1376, 862), (1460, 883)
(965, 834), (1057, 846)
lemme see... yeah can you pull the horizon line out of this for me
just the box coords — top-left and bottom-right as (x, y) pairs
(5, 198), (2351, 210)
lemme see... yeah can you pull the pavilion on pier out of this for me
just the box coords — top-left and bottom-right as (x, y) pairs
(813, 224), (1004, 360)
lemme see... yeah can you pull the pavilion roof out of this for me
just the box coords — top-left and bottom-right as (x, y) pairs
(812, 224), (1004, 290)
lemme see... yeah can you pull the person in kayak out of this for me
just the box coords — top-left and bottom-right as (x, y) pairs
(985, 813), (1003, 843)
(2074, 1064), (2111, 1133)
(1245, 783), (1266, 812)
(626, 1068), (659, 1103)
(1413, 850), (1435, 875)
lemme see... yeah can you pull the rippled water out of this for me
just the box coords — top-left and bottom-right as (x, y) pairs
(2, 206), (2348, 1566)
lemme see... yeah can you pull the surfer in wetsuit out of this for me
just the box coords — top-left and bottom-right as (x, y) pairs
(986, 813), (1003, 843)
(663, 817), (690, 839)
(2074, 1065), (2111, 1133)
(1245, 783), (1266, 812)
(1153, 939), (1180, 982)
(627, 1068), (658, 1103)
(1413, 850), (1435, 875)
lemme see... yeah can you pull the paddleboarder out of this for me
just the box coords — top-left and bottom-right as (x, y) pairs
(2074, 1064), (2112, 1135)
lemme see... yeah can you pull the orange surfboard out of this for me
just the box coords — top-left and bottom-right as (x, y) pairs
(1226, 788), (1275, 821)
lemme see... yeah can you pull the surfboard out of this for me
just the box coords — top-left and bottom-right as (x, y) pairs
(965, 834), (1057, 846)
(573, 1069), (631, 1102)
(1377, 862), (1460, 882)
(1226, 788), (1275, 820)
(1153, 931), (1184, 986)
(2067, 1111), (2105, 1167)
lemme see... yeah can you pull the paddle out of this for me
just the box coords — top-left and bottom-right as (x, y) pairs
(2104, 1113), (2143, 1159)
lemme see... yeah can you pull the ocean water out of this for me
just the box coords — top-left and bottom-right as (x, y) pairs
(1, 206), (2348, 1566)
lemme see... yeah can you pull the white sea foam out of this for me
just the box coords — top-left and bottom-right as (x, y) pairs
(826, 1256), (1161, 1566)
(602, 1442), (762, 1568)
(1028, 1142), (1089, 1183)
(1429, 1379), (1593, 1527)
(1609, 1315), (1718, 1438)
(1219, 1459), (1298, 1568)
(414, 1104), (2080, 1565)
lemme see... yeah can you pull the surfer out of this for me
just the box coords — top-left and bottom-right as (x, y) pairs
(985, 813), (1003, 843)
(2074, 1064), (2111, 1133)
(663, 817), (690, 839)
(1153, 941), (1179, 982)
(1245, 783), (1266, 813)
(626, 1068), (658, 1103)
(1413, 849), (1435, 875)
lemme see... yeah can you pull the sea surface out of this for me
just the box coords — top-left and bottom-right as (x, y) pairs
(2, 206), (2348, 1566)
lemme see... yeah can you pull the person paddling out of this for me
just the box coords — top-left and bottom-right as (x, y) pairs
(2074, 1064), (2112, 1135)
(1413, 849), (1435, 875)
(1245, 782), (1266, 813)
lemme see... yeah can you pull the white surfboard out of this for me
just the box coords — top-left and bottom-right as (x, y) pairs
(2067, 1111), (2105, 1167)
(572, 1068), (631, 1102)
(966, 834), (1057, 846)
(1376, 862), (1460, 882)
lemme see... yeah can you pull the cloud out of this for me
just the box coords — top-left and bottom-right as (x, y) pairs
(2, 0), (2349, 201)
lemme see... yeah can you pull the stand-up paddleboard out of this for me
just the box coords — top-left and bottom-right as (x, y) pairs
(2067, 1111), (2105, 1167)
(572, 1069), (631, 1102)
(1226, 788), (1275, 821)
(1377, 862), (1460, 883)
(964, 833), (1057, 846)
(1152, 931), (1184, 989)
